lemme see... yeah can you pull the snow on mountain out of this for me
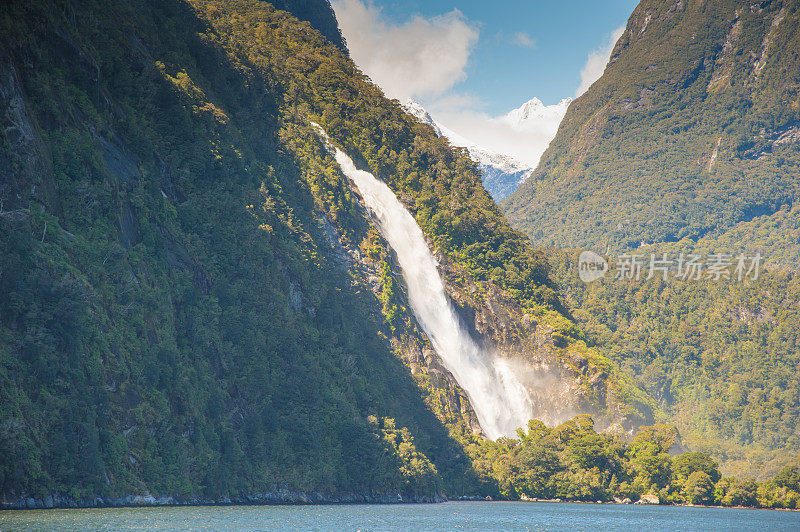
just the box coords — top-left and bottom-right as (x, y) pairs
(403, 98), (570, 201)
(403, 99), (441, 134)
(403, 99), (472, 147)
(500, 97), (572, 132)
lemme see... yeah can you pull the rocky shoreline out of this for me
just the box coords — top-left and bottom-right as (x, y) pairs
(1, 490), (447, 510)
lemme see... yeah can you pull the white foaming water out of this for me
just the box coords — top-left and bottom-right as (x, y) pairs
(313, 125), (533, 439)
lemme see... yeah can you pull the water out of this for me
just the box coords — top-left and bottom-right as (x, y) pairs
(2, 502), (797, 531)
(316, 126), (533, 439)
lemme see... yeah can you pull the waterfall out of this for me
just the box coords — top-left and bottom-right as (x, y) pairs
(313, 125), (533, 439)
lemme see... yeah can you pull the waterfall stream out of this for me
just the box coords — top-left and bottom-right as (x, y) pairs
(314, 125), (533, 439)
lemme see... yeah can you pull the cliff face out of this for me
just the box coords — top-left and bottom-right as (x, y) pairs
(504, 0), (800, 252)
(0, 0), (644, 506)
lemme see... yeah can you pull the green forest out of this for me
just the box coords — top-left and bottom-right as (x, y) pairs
(550, 249), (800, 480)
(500, 0), (800, 490)
(0, 0), (633, 505)
(468, 416), (800, 509)
(0, 0), (486, 502)
(1, 0), (798, 512)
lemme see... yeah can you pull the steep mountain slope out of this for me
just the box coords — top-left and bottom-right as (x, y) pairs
(0, 0), (646, 506)
(0, 0), (470, 504)
(499, 0), (800, 477)
(504, 0), (800, 252)
(550, 248), (800, 478)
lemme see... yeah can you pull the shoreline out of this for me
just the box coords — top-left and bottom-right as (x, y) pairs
(514, 499), (799, 512)
(2, 494), (797, 512)
(0, 491), (446, 511)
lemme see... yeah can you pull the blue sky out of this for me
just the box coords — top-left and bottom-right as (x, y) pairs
(334, 0), (638, 115)
(331, 0), (637, 169)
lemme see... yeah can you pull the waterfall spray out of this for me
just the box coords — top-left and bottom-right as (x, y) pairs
(313, 124), (533, 439)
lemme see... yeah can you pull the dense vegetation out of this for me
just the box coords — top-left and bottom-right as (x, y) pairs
(232, 13), (560, 312)
(0, 0), (495, 502)
(269, 0), (347, 52)
(2, 0), (795, 508)
(192, 0), (641, 415)
(500, 0), (800, 480)
(550, 248), (800, 478)
(468, 415), (800, 509)
(1, 0), (629, 505)
(504, 0), (800, 252)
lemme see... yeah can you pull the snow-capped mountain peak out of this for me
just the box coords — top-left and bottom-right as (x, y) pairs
(401, 97), (572, 201)
(404, 99), (473, 147)
(503, 97), (545, 125)
(500, 97), (572, 131)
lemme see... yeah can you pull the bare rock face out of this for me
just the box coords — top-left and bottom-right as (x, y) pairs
(431, 247), (595, 427)
(637, 493), (660, 505)
(395, 337), (483, 435)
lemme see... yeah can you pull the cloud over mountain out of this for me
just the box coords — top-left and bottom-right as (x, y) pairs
(332, 0), (479, 100)
(575, 25), (625, 97)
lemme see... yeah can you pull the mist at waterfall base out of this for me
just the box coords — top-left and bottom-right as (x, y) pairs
(312, 125), (545, 439)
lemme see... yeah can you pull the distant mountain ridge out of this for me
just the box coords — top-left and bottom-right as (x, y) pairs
(499, 97), (571, 132)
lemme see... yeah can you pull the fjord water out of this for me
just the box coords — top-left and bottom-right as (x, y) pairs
(321, 129), (533, 439)
(2, 502), (797, 531)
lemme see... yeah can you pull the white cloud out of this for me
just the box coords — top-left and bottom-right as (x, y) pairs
(512, 32), (536, 49)
(332, 0), (479, 101)
(575, 25), (625, 97)
(430, 98), (570, 169)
